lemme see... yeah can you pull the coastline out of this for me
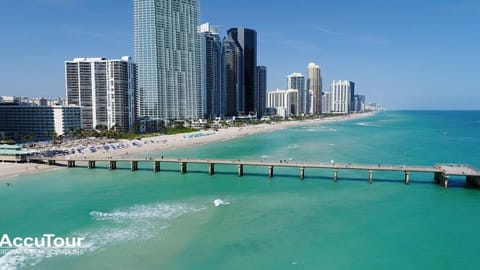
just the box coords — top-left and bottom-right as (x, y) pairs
(0, 112), (376, 181)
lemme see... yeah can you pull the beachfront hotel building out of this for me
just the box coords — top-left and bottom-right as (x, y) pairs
(330, 80), (355, 114)
(0, 102), (81, 142)
(287, 72), (306, 114)
(199, 23), (223, 119)
(65, 57), (137, 132)
(223, 28), (258, 117)
(307, 63), (322, 114)
(266, 89), (299, 118)
(134, 0), (202, 120)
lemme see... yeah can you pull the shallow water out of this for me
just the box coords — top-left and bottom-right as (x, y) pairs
(1, 111), (480, 269)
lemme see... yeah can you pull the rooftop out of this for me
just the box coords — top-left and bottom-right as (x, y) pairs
(0, 144), (22, 150)
(0, 145), (31, 155)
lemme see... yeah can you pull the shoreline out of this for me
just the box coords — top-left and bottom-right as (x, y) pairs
(0, 112), (376, 181)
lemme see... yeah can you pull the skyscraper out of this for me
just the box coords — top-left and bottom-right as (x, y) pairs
(65, 57), (137, 132)
(256, 66), (267, 118)
(224, 28), (257, 116)
(134, 0), (202, 120)
(307, 63), (322, 114)
(222, 34), (243, 117)
(199, 23), (223, 119)
(330, 80), (355, 114)
(287, 72), (306, 114)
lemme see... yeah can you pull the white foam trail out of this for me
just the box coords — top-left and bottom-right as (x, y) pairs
(0, 202), (207, 270)
(89, 203), (200, 222)
(303, 126), (337, 132)
(356, 121), (382, 127)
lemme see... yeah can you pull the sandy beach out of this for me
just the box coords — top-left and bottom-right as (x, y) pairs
(0, 112), (376, 181)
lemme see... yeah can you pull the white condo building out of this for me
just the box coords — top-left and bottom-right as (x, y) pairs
(287, 73), (306, 114)
(330, 80), (355, 114)
(321, 92), (333, 114)
(65, 57), (137, 132)
(266, 89), (299, 118)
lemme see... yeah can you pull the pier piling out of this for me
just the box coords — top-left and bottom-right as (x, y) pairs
(467, 175), (480, 187)
(153, 161), (160, 172)
(334, 169), (338, 182)
(130, 161), (138, 171)
(369, 170), (373, 183)
(209, 163), (215, 175)
(180, 162), (187, 174)
(268, 165), (274, 178)
(237, 164), (244, 177)
(88, 161), (96, 169)
(109, 161), (117, 170)
(434, 172), (448, 188)
(404, 171), (410, 185)
(67, 161), (75, 168)
(441, 174), (448, 188)
(300, 167), (305, 180)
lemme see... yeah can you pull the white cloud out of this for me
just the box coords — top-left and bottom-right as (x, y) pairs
(314, 27), (344, 36)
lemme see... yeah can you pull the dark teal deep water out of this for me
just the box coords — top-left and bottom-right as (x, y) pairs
(1, 111), (480, 269)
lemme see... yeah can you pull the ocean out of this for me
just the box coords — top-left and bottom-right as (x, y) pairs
(1, 111), (480, 269)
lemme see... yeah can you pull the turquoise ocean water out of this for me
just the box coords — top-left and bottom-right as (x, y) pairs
(1, 111), (480, 269)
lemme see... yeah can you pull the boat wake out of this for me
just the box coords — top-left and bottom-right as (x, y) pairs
(0, 202), (207, 270)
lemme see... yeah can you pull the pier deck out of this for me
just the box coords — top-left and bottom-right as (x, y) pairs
(28, 157), (480, 188)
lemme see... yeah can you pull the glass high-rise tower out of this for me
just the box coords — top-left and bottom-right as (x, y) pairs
(199, 23), (223, 119)
(256, 66), (267, 118)
(287, 72), (306, 114)
(224, 28), (257, 117)
(134, 0), (202, 120)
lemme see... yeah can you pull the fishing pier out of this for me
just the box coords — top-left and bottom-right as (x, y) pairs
(28, 157), (480, 188)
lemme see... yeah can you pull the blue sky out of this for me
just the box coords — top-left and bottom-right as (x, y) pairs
(1, 0), (479, 109)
